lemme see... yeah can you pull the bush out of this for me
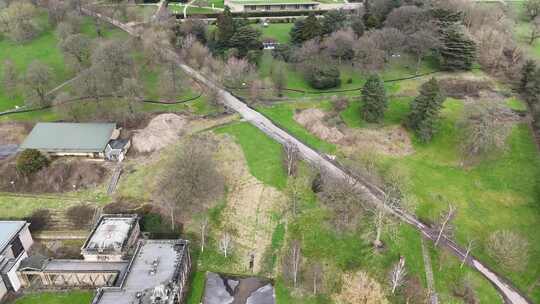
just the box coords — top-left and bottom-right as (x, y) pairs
(16, 149), (49, 175)
(66, 204), (95, 229)
(25, 209), (51, 232)
(304, 65), (341, 90)
(487, 230), (529, 272)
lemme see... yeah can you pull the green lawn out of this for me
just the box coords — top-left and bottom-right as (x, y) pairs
(379, 98), (540, 302)
(0, 12), (126, 113)
(255, 23), (293, 44)
(257, 52), (436, 98)
(168, 3), (220, 14)
(215, 122), (287, 189)
(340, 97), (412, 128)
(186, 271), (206, 304)
(10, 291), (94, 304)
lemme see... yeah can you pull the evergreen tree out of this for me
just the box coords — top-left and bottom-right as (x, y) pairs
(289, 14), (322, 44)
(407, 78), (446, 142)
(216, 6), (234, 47)
(350, 15), (365, 38)
(321, 10), (347, 36)
(521, 60), (537, 100)
(431, 8), (475, 71)
(362, 0), (380, 29)
(229, 26), (263, 58)
(438, 24), (476, 71)
(361, 74), (387, 123)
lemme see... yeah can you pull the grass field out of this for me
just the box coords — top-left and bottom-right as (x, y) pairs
(255, 23), (293, 44)
(10, 291), (94, 304)
(215, 122), (287, 189)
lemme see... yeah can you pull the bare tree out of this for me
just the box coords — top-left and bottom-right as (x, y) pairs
(0, 1), (39, 43)
(290, 239), (302, 288)
(60, 34), (91, 71)
(159, 63), (184, 100)
(91, 40), (134, 93)
(25, 61), (53, 106)
(334, 272), (388, 304)
(283, 141), (299, 177)
(487, 230), (529, 272)
(354, 35), (385, 72)
(221, 56), (255, 88)
(435, 204), (457, 246)
(199, 216), (209, 253)
(320, 175), (365, 231)
(407, 29), (441, 74)
(389, 256), (407, 294)
(219, 232), (233, 257)
(323, 29), (356, 63)
(285, 173), (310, 217)
(156, 135), (225, 230)
(461, 239), (474, 269)
(385, 5), (430, 34)
(304, 262), (323, 295)
(367, 28), (406, 61)
(118, 77), (143, 118)
(2, 60), (18, 98)
(270, 61), (287, 97)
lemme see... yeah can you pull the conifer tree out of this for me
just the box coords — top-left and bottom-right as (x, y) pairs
(302, 14), (322, 42)
(361, 74), (387, 123)
(407, 78), (446, 142)
(216, 6), (234, 48)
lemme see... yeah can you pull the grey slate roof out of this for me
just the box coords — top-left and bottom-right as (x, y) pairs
(20, 123), (116, 153)
(0, 221), (25, 252)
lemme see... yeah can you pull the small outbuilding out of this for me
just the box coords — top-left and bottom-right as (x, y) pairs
(0, 221), (33, 301)
(19, 123), (130, 162)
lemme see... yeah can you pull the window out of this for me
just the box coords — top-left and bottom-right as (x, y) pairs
(11, 237), (24, 258)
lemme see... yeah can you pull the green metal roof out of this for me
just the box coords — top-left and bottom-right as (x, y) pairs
(20, 123), (116, 153)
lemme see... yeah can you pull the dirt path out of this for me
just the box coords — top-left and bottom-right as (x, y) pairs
(78, 10), (534, 304)
(215, 135), (285, 273)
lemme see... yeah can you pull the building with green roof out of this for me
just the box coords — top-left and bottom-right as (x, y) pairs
(19, 123), (130, 160)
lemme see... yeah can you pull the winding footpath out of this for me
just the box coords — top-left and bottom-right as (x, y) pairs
(81, 9), (532, 304)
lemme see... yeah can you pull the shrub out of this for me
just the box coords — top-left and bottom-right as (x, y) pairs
(16, 149), (49, 175)
(66, 204), (95, 228)
(487, 230), (529, 272)
(25, 209), (51, 232)
(304, 65), (341, 90)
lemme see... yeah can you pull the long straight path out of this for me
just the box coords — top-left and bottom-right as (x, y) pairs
(80, 9), (532, 304)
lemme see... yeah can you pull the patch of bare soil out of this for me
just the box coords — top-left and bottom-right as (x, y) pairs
(0, 122), (31, 145)
(132, 113), (188, 153)
(294, 109), (345, 142)
(0, 158), (108, 193)
(214, 134), (285, 273)
(294, 109), (414, 157)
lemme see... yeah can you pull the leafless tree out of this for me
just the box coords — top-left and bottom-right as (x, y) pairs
(221, 56), (255, 88)
(290, 239), (302, 288)
(434, 204), (457, 246)
(2, 60), (18, 98)
(385, 5), (430, 34)
(47, 0), (68, 26)
(304, 262), (323, 295)
(487, 230), (529, 272)
(141, 26), (173, 66)
(159, 64), (184, 100)
(25, 61), (53, 106)
(91, 40), (134, 93)
(118, 77), (143, 118)
(334, 272), (387, 304)
(353, 35), (385, 71)
(0, 1), (39, 43)
(270, 61), (287, 97)
(323, 29), (356, 63)
(199, 216), (209, 253)
(320, 175), (365, 231)
(219, 231), (232, 257)
(461, 239), (474, 268)
(60, 34), (92, 71)
(407, 29), (441, 74)
(156, 135), (225, 230)
(373, 188), (400, 248)
(389, 256), (407, 294)
(367, 28), (406, 61)
(283, 141), (299, 177)
(285, 173), (310, 217)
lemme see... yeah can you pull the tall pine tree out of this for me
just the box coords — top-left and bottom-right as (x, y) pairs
(407, 77), (446, 142)
(290, 14), (321, 44)
(361, 74), (387, 123)
(216, 6), (235, 48)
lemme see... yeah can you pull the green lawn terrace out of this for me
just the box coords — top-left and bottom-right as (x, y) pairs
(10, 291), (94, 304)
(0, 12), (128, 113)
(168, 2), (222, 15)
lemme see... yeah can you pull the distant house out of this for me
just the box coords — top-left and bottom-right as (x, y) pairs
(227, 0), (319, 12)
(19, 123), (130, 162)
(0, 221), (33, 300)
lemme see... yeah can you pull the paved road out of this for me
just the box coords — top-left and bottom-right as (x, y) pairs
(80, 10), (532, 304)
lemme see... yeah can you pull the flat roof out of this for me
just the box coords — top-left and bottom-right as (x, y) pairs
(83, 215), (138, 254)
(20, 123), (116, 153)
(0, 221), (26, 252)
(93, 240), (189, 304)
(44, 260), (129, 273)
